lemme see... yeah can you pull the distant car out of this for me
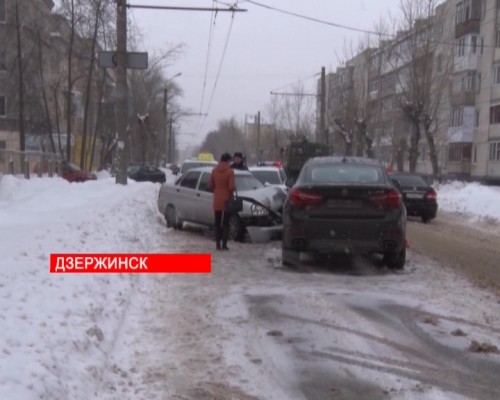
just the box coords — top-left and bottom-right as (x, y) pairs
(127, 165), (166, 183)
(389, 172), (438, 223)
(282, 156), (406, 270)
(157, 167), (285, 241)
(249, 166), (288, 190)
(59, 161), (97, 183)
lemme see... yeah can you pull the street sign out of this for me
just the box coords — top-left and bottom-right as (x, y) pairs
(98, 51), (148, 69)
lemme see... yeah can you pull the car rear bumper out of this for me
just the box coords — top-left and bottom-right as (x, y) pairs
(405, 202), (437, 218)
(283, 218), (405, 254)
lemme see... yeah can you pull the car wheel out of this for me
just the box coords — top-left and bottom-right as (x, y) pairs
(384, 247), (406, 270)
(421, 216), (431, 223)
(228, 214), (245, 242)
(166, 205), (183, 230)
(282, 247), (301, 268)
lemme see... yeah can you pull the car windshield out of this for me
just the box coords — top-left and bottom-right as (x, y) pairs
(392, 174), (428, 187)
(128, 165), (141, 173)
(300, 164), (384, 184)
(251, 170), (281, 185)
(235, 174), (265, 191)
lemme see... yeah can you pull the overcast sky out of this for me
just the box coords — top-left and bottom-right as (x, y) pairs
(128, 0), (402, 152)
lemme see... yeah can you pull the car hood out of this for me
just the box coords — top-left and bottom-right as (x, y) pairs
(239, 186), (287, 212)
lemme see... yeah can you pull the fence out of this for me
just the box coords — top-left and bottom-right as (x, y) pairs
(0, 149), (62, 179)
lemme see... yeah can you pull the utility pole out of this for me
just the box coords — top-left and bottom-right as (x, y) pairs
(255, 111), (261, 162)
(163, 87), (167, 166)
(115, 0), (128, 184)
(320, 66), (327, 146)
(168, 117), (173, 163)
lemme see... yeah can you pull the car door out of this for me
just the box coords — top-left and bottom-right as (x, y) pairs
(196, 171), (215, 225)
(174, 170), (201, 222)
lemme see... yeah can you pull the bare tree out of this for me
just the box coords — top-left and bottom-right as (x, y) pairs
(199, 118), (245, 158)
(127, 46), (184, 165)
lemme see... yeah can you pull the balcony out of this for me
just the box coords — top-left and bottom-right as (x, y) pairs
(454, 54), (478, 72)
(450, 91), (476, 107)
(455, 19), (480, 39)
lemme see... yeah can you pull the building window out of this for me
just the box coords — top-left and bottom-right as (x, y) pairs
(493, 63), (500, 85)
(456, 37), (466, 57)
(489, 141), (500, 161)
(0, 95), (5, 117)
(461, 71), (478, 91)
(480, 37), (484, 54)
(471, 35), (478, 53)
(456, 0), (472, 24)
(451, 107), (463, 127)
(472, 145), (477, 164)
(0, 0), (5, 23)
(490, 104), (500, 124)
(475, 109), (480, 127)
(448, 143), (462, 162)
(0, 49), (5, 71)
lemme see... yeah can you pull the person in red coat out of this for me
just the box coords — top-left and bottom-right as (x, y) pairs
(209, 152), (236, 250)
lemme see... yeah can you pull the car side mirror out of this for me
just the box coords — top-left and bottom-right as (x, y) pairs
(285, 177), (295, 188)
(391, 178), (401, 190)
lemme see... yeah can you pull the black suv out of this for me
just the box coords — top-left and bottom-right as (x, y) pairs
(282, 156), (406, 269)
(389, 172), (438, 223)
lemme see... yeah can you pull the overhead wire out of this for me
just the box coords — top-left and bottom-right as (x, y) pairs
(197, 0), (218, 117)
(196, 1), (239, 136)
(244, 0), (393, 37)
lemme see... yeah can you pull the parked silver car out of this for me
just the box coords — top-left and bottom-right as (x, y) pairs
(157, 167), (285, 241)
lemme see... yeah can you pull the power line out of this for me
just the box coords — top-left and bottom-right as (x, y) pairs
(270, 73), (320, 93)
(198, 1), (218, 117)
(245, 0), (392, 37)
(196, 4), (239, 135)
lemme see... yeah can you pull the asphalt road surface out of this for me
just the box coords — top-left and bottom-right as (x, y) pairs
(97, 216), (500, 400)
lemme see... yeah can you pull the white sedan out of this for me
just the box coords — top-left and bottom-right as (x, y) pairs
(157, 167), (286, 242)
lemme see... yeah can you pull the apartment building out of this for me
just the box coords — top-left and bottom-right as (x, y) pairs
(320, 0), (500, 183)
(0, 0), (114, 172)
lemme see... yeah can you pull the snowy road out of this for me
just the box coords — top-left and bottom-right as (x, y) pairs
(96, 222), (500, 400)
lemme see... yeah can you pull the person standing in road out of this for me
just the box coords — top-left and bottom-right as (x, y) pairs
(230, 152), (248, 170)
(209, 152), (236, 250)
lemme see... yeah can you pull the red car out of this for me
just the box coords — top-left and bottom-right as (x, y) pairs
(59, 161), (97, 183)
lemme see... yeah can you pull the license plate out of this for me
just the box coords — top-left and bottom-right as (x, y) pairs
(406, 193), (424, 199)
(327, 199), (362, 208)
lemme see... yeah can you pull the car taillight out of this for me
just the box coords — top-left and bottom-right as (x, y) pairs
(368, 189), (401, 209)
(288, 188), (323, 208)
(425, 190), (437, 200)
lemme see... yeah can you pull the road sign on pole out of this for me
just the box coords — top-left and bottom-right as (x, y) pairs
(98, 51), (148, 69)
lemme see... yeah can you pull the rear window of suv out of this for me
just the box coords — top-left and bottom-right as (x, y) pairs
(302, 164), (384, 184)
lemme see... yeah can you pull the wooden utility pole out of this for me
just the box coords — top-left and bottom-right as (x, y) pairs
(115, 0), (128, 184)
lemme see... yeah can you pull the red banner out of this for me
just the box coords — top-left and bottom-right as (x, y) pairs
(50, 254), (211, 274)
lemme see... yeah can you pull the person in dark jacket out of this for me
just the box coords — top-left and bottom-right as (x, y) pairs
(230, 152), (248, 170)
(209, 152), (236, 250)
